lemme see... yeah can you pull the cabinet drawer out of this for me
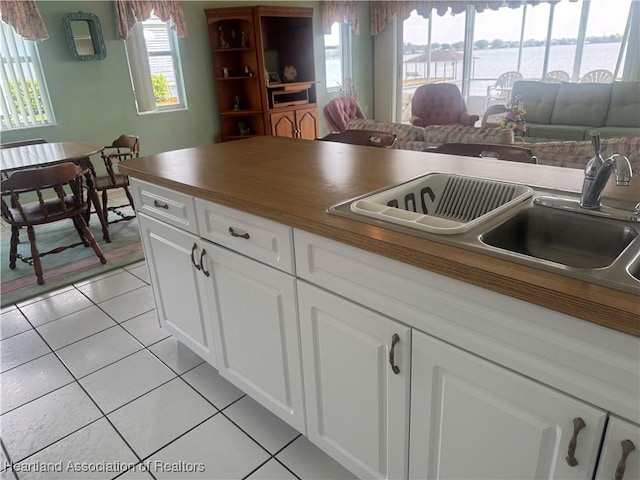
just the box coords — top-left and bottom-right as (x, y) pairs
(131, 179), (198, 234)
(195, 198), (294, 274)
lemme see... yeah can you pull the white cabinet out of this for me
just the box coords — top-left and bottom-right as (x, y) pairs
(594, 416), (639, 480)
(133, 179), (304, 432)
(410, 330), (607, 480)
(138, 212), (217, 366)
(205, 242), (305, 432)
(298, 281), (411, 480)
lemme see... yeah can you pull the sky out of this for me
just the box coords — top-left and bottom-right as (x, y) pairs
(403, 0), (633, 45)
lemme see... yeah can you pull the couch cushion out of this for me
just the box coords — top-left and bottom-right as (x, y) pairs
(525, 123), (591, 141)
(591, 126), (640, 139)
(346, 119), (425, 142)
(511, 81), (559, 124)
(605, 82), (640, 128)
(423, 125), (514, 145)
(550, 82), (612, 127)
(522, 137), (640, 175)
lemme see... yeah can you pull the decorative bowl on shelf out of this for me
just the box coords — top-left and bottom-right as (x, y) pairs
(283, 65), (297, 82)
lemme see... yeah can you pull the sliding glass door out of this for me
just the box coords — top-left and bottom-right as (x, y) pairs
(398, 0), (633, 123)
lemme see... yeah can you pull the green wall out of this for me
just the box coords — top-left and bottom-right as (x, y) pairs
(1, 1), (374, 155)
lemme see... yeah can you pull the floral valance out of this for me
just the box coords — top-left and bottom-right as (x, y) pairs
(370, 0), (575, 36)
(0, 0), (48, 41)
(114, 0), (187, 40)
(322, 1), (360, 35)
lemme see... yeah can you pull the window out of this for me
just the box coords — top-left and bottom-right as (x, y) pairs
(125, 14), (186, 114)
(325, 22), (352, 93)
(0, 21), (56, 131)
(398, 0), (635, 121)
(401, 10), (466, 122)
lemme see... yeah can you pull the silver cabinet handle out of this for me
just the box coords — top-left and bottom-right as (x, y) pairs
(153, 200), (169, 209)
(228, 227), (249, 239)
(565, 417), (586, 466)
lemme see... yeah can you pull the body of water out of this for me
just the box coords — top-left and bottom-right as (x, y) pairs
(402, 42), (622, 95)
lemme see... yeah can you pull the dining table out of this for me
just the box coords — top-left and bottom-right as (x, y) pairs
(0, 141), (112, 243)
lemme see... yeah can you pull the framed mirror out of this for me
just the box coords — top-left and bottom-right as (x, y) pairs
(63, 12), (106, 61)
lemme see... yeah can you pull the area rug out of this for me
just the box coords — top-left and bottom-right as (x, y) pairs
(0, 210), (144, 307)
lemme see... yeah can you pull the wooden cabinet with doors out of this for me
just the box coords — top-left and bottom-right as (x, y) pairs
(270, 105), (318, 139)
(205, 6), (317, 142)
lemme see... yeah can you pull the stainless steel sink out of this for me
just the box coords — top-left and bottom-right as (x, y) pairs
(328, 183), (640, 294)
(627, 254), (640, 282)
(480, 207), (638, 269)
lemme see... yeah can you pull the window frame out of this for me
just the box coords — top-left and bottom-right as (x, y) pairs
(0, 22), (56, 131)
(125, 15), (187, 115)
(324, 22), (352, 94)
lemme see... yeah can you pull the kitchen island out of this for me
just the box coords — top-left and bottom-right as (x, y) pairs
(121, 136), (639, 480)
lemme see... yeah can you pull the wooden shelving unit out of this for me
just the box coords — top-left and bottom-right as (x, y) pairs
(205, 6), (317, 142)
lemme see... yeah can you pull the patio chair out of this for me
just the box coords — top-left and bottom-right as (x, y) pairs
(544, 70), (570, 83)
(319, 130), (398, 148)
(323, 96), (366, 133)
(580, 69), (613, 83)
(486, 71), (523, 107)
(0, 162), (106, 285)
(91, 134), (139, 224)
(410, 83), (479, 127)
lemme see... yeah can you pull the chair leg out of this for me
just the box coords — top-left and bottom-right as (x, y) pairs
(84, 192), (92, 225)
(102, 190), (109, 222)
(9, 226), (19, 269)
(25, 225), (44, 285)
(124, 186), (135, 212)
(72, 217), (90, 247)
(76, 215), (107, 265)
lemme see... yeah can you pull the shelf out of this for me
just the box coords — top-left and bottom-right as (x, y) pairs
(220, 110), (263, 116)
(212, 47), (254, 53)
(222, 135), (258, 141)
(216, 76), (258, 81)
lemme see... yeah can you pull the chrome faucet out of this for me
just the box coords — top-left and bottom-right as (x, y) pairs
(580, 153), (632, 209)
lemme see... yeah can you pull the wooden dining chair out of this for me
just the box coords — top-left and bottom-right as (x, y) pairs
(0, 162), (106, 285)
(430, 143), (538, 164)
(319, 130), (398, 148)
(92, 134), (139, 224)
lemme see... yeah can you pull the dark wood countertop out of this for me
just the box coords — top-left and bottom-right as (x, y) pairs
(120, 136), (640, 337)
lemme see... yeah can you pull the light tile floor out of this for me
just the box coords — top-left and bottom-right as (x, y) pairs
(0, 261), (357, 480)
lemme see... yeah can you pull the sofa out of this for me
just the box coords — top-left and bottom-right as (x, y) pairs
(487, 80), (640, 142)
(345, 118), (640, 175)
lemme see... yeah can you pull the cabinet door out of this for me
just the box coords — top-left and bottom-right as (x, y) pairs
(270, 110), (296, 138)
(295, 106), (318, 139)
(410, 330), (606, 480)
(204, 242), (305, 432)
(137, 213), (216, 366)
(594, 416), (639, 480)
(298, 281), (410, 480)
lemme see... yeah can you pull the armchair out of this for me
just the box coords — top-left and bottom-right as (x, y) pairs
(323, 96), (366, 133)
(410, 83), (479, 127)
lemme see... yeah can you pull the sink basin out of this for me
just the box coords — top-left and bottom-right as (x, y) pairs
(481, 207), (638, 269)
(349, 173), (532, 234)
(627, 255), (640, 282)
